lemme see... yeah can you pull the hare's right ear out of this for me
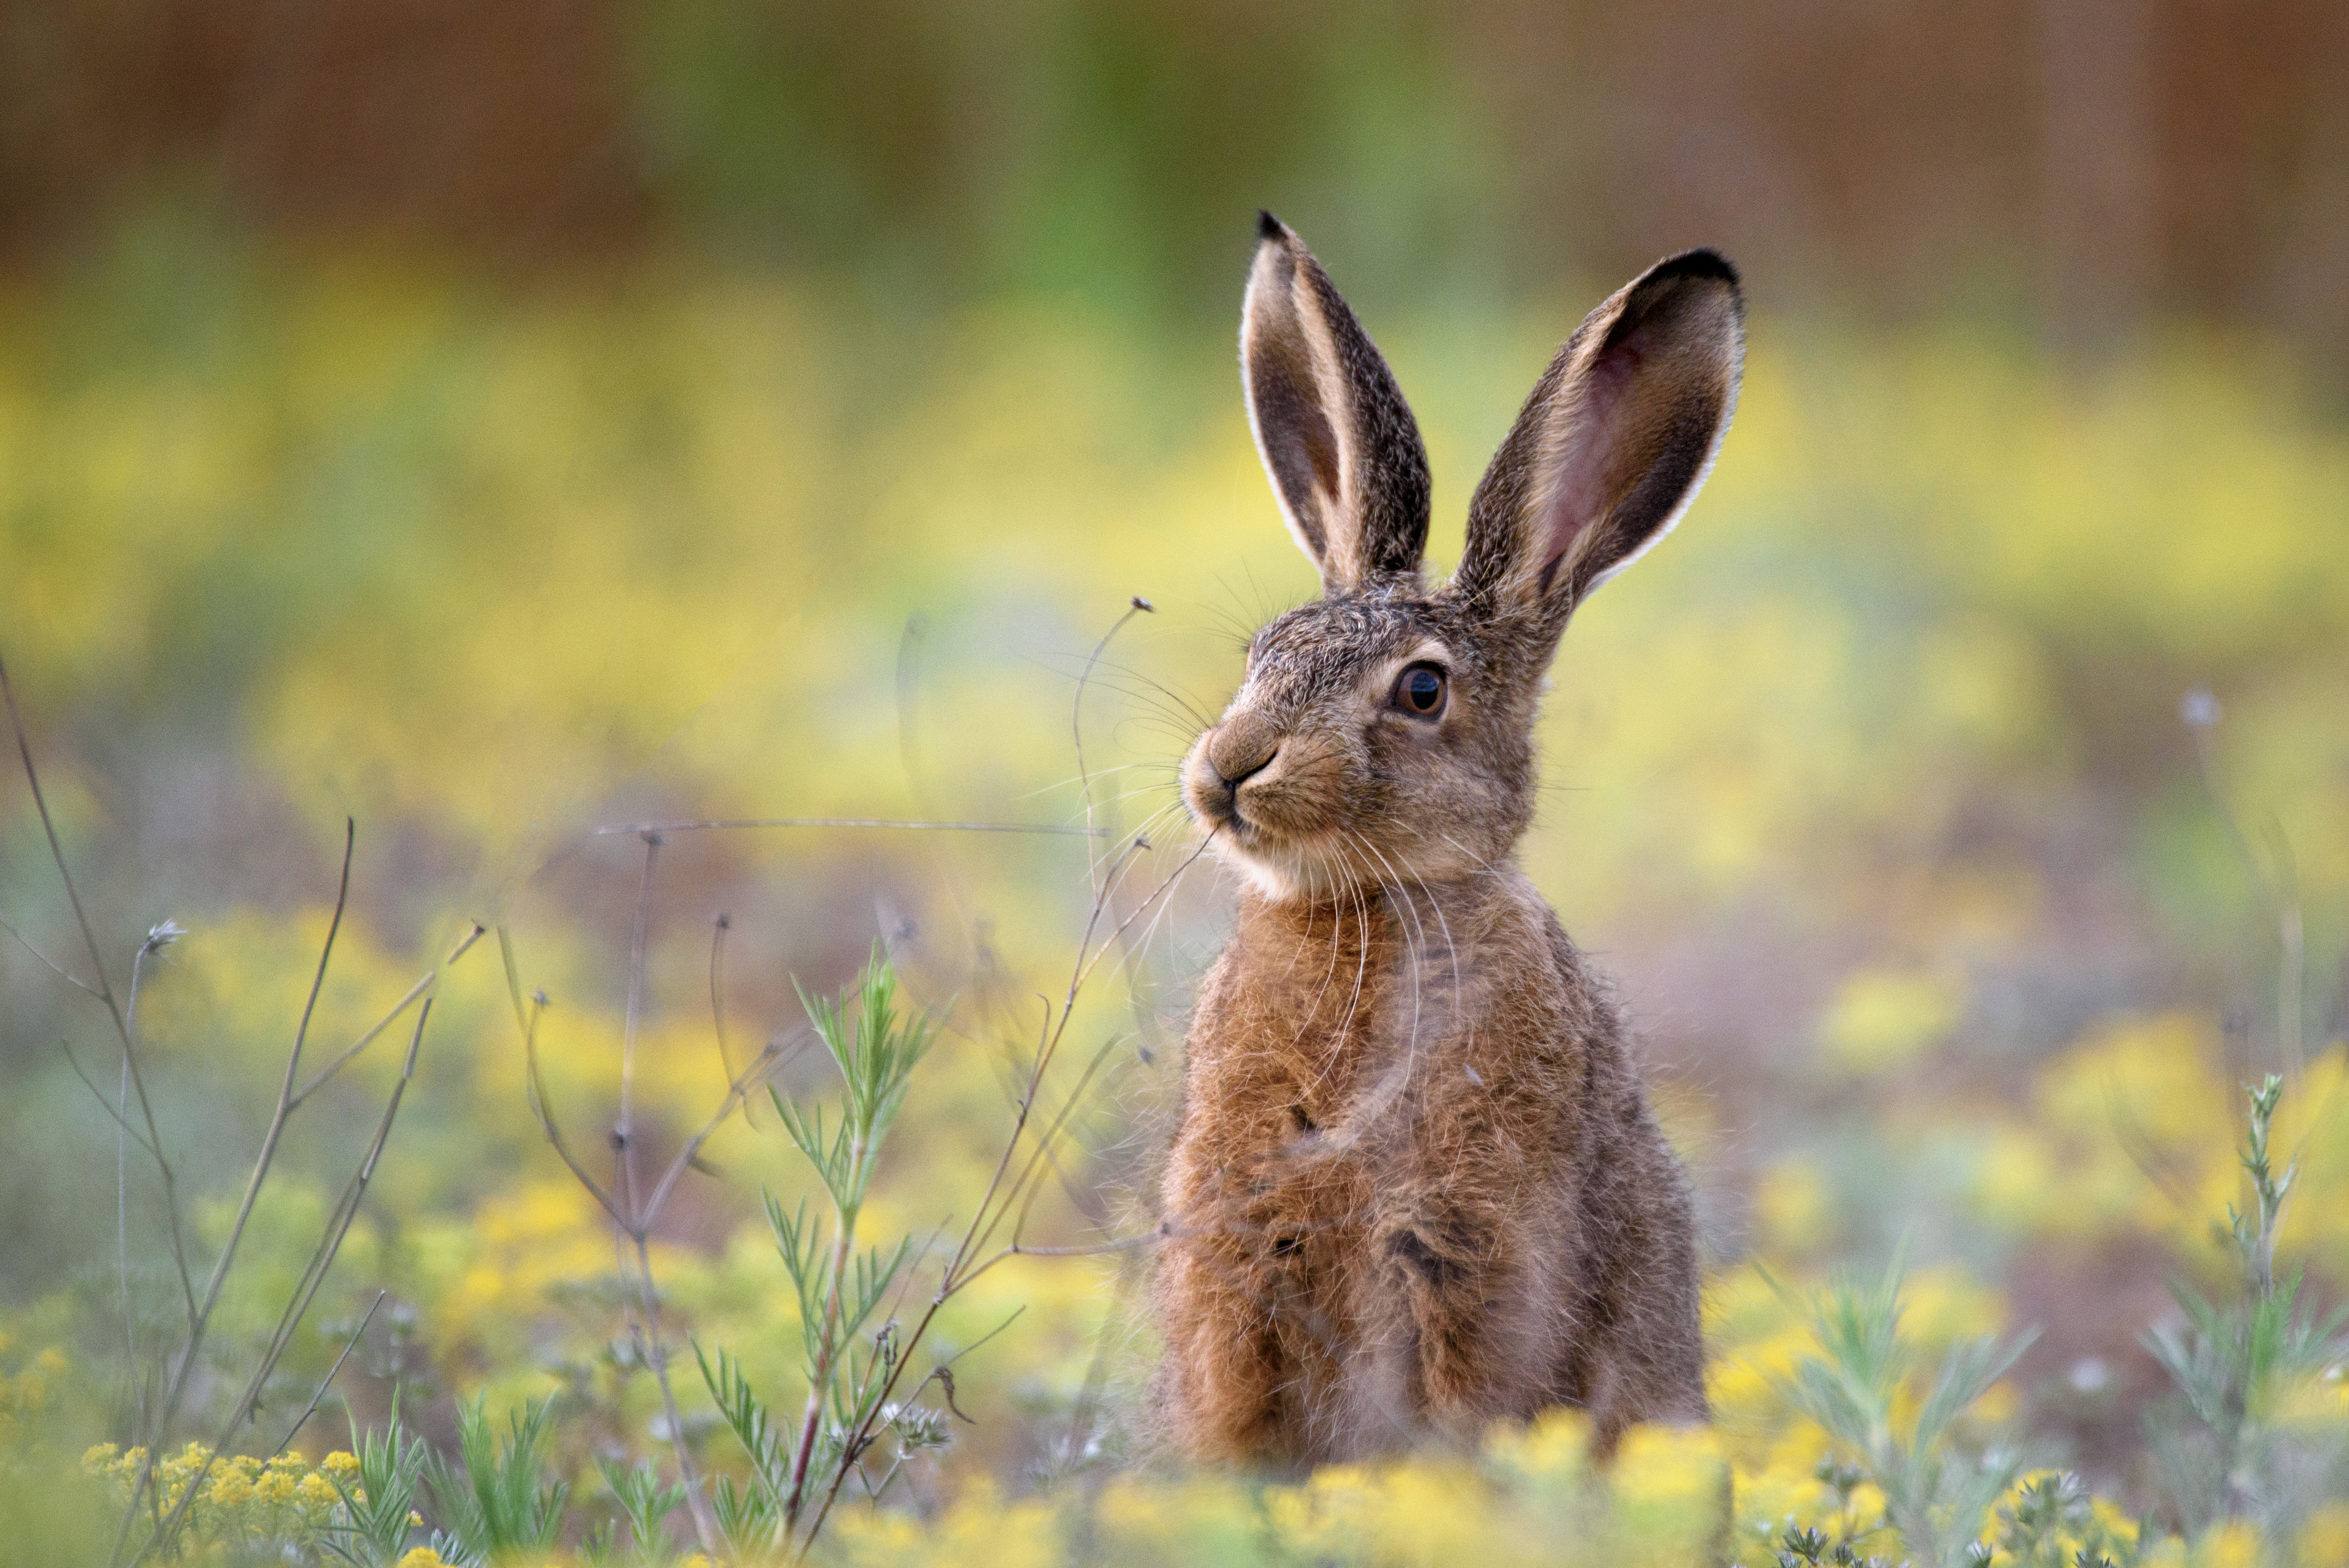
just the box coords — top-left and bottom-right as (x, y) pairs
(1454, 250), (1744, 627)
(1241, 213), (1431, 597)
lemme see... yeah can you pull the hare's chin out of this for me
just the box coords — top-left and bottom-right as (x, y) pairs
(1207, 830), (1347, 905)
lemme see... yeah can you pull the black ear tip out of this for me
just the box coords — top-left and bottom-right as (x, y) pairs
(1256, 209), (1286, 243)
(1651, 247), (1741, 292)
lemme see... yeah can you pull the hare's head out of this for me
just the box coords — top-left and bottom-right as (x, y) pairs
(1183, 213), (1745, 901)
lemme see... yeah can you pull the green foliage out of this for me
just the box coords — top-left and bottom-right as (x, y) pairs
(595, 1455), (688, 1566)
(421, 1396), (571, 1564)
(324, 1396), (427, 1567)
(1768, 1247), (2036, 1568)
(1978, 1472), (2137, 1568)
(699, 950), (956, 1556)
(2140, 1076), (2349, 1539)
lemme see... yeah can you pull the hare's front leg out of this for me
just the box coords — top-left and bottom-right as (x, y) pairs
(1153, 1203), (1296, 1462)
(1368, 1192), (1521, 1426)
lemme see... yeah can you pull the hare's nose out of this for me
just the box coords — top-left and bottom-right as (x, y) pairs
(1211, 739), (1279, 792)
(1221, 751), (1278, 798)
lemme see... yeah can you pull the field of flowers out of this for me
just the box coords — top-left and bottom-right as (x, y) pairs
(2, 232), (2345, 1562)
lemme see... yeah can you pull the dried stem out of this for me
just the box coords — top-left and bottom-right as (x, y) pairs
(266, 1291), (387, 1461)
(592, 817), (1108, 837)
(109, 825), (353, 1562)
(710, 912), (739, 1099)
(506, 922), (793, 1558)
(619, 832), (661, 1225)
(2, 651), (200, 1330)
(110, 906), (486, 1566)
(519, 988), (625, 1228)
(54, 1041), (163, 1161)
(1075, 597), (1155, 901)
(0, 911), (102, 994)
(627, 1229), (722, 1553)
(134, 994), (435, 1564)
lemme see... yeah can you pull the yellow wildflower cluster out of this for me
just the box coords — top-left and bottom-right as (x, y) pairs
(81, 1440), (354, 1551)
(0, 1334), (70, 1452)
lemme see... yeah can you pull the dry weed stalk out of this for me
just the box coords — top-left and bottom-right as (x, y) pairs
(5, 647), (490, 1567)
(500, 847), (785, 1557)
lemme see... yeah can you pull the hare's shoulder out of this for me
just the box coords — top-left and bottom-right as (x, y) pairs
(1450, 874), (1624, 1065)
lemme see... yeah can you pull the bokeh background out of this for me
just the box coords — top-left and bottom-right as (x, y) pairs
(4, 0), (2347, 1547)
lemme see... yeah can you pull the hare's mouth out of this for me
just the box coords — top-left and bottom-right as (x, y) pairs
(1192, 811), (1359, 903)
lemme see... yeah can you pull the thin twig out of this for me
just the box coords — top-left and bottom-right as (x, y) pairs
(710, 913), (739, 1101)
(56, 1041), (163, 1161)
(290, 945), (458, 1109)
(639, 1039), (797, 1242)
(135, 997), (432, 1564)
(628, 1231), (722, 1554)
(506, 921), (770, 1557)
(2, 651), (200, 1330)
(119, 930), (170, 1438)
(981, 1031), (1130, 1262)
(110, 812), (356, 1566)
(1074, 597), (1155, 902)
(953, 1232), (1163, 1292)
(590, 817), (1108, 837)
(518, 987), (626, 1228)
(116, 901), (486, 1565)
(0, 911), (102, 994)
(2264, 820), (2305, 1079)
(618, 832), (661, 1225)
(266, 1291), (387, 1460)
(2185, 698), (2307, 1079)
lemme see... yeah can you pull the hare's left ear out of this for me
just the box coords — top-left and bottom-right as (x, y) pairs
(1241, 213), (1431, 596)
(1454, 250), (1744, 623)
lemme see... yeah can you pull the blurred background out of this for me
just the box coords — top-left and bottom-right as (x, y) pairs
(3, 0), (2346, 1531)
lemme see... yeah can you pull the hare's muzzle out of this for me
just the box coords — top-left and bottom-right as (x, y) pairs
(1188, 722), (1281, 832)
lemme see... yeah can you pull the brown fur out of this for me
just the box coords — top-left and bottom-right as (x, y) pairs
(1151, 216), (1745, 1465)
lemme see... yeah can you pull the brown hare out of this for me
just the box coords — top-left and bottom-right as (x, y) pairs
(1154, 213), (1745, 1466)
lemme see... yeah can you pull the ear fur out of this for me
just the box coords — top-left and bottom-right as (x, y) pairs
(1455, 249), (1745, 622)
(1240, 212), (1431, 596)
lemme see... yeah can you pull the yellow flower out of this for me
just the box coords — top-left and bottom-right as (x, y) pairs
(82, 1443), (121, 1474)
(396, 1550), (450, 1568)
(2301, 1502), (2349, 1568)
(2196, 1520), (2261, 1568)
(323, 1449), (362, 1476)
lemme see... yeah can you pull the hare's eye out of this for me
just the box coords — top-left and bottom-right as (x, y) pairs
(1393, 663), (1447, 718)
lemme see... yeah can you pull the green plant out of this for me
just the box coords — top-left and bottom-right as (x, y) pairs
(1768, 1523), (1898, 1568)
(2140, 1074), (2349, 1539)
(771, 958), (935, 1520)
(1968, 1470), (2142, 1568)
(596, 1455), (688, 1565)
(696, 953), (963, 1556)
(1767, 1247), (2035, 1568)
(421, 1396), (570, 1563)
(322, 1396), (427, 1567)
